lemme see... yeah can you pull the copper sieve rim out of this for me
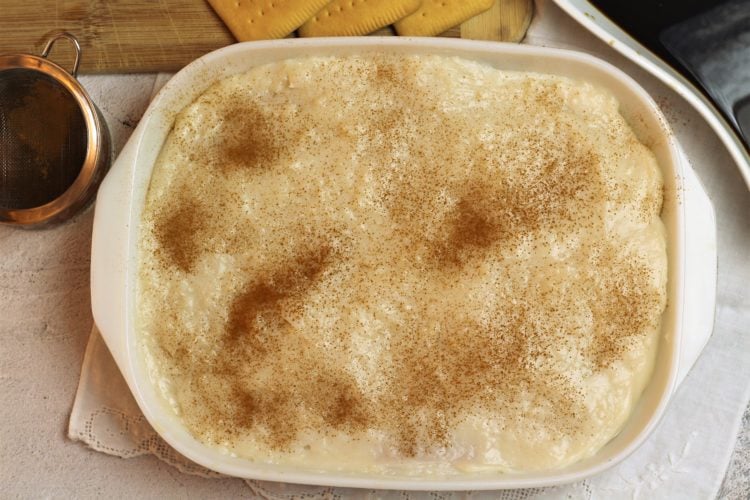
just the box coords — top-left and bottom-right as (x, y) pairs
(0, 32), (110, 226)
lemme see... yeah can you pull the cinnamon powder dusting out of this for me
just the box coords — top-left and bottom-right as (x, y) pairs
(152, 198), (207, 273)
(139, 54), (667, 472)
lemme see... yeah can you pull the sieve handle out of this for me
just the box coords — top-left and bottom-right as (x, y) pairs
(41, 31), (81, 77)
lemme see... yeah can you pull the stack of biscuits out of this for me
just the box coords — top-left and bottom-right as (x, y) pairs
(207, 0), (497, 40)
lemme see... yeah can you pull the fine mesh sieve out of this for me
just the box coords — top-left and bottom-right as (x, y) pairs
(0, 32), (110, 226)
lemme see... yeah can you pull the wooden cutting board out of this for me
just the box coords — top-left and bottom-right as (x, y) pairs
(0, 0), (532, 74)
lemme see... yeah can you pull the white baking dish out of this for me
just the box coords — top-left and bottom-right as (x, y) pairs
(90, 37), (717, 490)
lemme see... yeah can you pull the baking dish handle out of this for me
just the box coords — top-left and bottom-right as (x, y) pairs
(90, 132), (139, 379)
(674, 165), (717, 387)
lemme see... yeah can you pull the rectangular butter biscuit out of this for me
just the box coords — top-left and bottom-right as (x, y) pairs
(299, 0), (421, 37)
(208, 0), (330, 40)
(394, 0), (494, 36)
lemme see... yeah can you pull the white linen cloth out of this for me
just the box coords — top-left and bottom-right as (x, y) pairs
(68, 2), (750, 498)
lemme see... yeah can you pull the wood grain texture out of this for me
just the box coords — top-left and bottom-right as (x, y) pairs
(0, 0), (234, 73)
(461, 0), (533, 42)
(0, 0), (531, 74)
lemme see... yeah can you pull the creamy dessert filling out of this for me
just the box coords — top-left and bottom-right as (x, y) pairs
(137, 54), (667, 474)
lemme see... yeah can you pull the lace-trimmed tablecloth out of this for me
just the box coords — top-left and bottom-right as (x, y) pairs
(66, 2), (750, 498)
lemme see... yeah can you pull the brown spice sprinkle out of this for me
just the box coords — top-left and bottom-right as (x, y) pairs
(140, 55), (667, 468)
(225, 245), (331, 349)
(152, 196), (207, 273)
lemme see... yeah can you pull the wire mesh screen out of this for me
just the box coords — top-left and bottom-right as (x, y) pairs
(0, 68), (88, 210)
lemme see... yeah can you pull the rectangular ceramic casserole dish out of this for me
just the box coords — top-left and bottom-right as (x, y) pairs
(90, 37), (717, 490)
